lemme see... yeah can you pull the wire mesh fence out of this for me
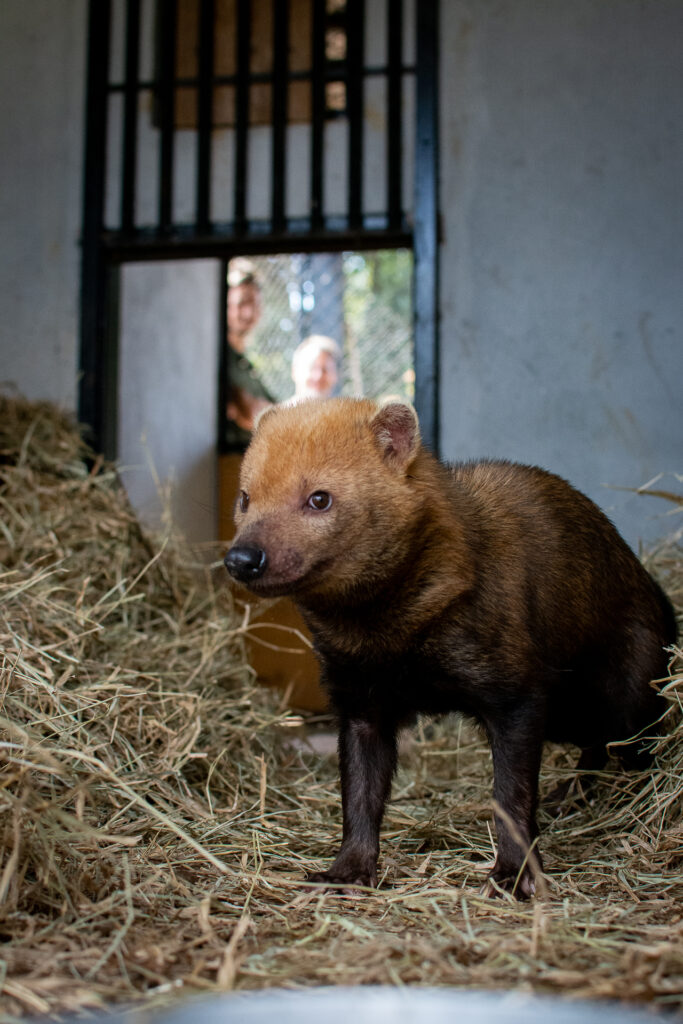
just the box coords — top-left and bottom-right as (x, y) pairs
(229, 250), (414, 406)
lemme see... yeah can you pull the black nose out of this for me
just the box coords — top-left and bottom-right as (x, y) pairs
(224, 545), (267, 582)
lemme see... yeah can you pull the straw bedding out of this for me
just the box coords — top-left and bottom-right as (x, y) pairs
(0, 394), (681, 1018)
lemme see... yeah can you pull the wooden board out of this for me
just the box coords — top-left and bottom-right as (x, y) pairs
(175, 0), (312, 127)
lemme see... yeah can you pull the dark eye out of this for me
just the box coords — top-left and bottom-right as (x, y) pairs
(306, 491), (332, 511)
(238, 490), (250, 512)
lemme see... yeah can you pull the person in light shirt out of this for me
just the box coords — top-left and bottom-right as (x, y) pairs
(291, 334), (342, 400)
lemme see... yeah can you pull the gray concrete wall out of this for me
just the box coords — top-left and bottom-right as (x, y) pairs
(439, 1), (683, 547)
(0, 0), (85, 408)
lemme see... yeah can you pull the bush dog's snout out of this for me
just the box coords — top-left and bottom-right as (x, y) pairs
(224, 545), (267, 582)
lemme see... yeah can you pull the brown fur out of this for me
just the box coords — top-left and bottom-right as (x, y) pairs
(225, 398), (677, 897)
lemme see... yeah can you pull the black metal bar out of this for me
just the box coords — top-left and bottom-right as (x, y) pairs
(108, 63), (414, 94)
(271, 0), (289, 233)
(157, 0), (177, 232)
(100, 264), (122, 459)
(121, 0), (140, 231)
(311, 0), (326, 230)
(346, 0), (364, 230)
(413, 0), (439, 454)
(196, 0), (215, 231)
(101, 223), (412, 262)
(387, 0), (403, 230)
(234, 0), (251, 234)
(79, 0), (117, 457)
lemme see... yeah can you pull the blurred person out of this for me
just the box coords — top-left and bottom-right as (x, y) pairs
(291, 334), (342, 400)
(225, 258), (274, 447)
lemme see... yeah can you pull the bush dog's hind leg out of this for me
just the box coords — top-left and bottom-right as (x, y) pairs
(484, 700), (546, 898)
(307, 715), (398, 889)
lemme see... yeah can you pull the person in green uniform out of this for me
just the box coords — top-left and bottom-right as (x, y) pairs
(225, 259), (275, 449)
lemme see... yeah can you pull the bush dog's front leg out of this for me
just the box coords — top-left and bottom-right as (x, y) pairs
(308, 715), (398, 888)
(485, 701), (546, 898)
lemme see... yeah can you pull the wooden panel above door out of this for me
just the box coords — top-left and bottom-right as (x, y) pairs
(175, 0), (313, 126)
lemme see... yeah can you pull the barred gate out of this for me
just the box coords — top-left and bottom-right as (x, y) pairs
(80, 0), (439, 456)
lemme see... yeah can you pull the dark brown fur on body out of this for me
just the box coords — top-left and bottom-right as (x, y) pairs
(225, 398), (677, 897)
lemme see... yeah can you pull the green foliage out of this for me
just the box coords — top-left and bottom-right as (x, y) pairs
(342, 249), (414, 401)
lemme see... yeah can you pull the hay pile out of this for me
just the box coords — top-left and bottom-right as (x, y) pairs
(0, 395), (681, 1018)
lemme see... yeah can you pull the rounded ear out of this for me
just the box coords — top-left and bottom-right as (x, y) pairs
(370, 402), (421, 468)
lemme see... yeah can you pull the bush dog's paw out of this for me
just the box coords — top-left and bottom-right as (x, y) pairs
(483, 866), (537, 901)
(306, 867), (377, 892)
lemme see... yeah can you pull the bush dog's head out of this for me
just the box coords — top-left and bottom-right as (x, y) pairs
(224, 398), (424, 600)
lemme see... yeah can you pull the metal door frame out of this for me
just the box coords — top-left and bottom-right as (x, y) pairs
(79, 0), (439, 457)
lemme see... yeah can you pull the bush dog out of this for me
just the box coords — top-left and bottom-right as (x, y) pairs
(224, 398), (676, 897)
